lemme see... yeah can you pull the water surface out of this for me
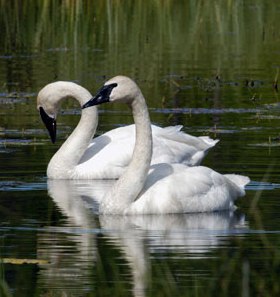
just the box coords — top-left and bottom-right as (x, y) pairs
(0, 1), (280, 296)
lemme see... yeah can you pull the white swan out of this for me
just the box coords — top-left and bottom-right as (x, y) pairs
(83, 76), (250, 214)
(37, 81), (219, 179)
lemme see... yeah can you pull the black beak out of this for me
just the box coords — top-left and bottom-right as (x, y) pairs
(82, 83), (117, 109)
(39, 107), (56, 144)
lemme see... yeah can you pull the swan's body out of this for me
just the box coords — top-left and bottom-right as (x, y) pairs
(83, 76), (250, 215)
(37, 81), (218, 179)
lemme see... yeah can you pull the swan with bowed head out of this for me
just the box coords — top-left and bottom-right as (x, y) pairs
(37, 81), (218, 179)
(81, 76), (250, 215)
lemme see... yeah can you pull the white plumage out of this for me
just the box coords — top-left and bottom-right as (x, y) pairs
(127, 164), (249, 214)
(37, 81), (218, 179)
(82, 76), (250, 214)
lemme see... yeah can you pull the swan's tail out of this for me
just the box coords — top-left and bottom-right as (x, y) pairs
(199, 136), (220, 148)
(224, 174), (250, 189)
(162, 125), (219, 149)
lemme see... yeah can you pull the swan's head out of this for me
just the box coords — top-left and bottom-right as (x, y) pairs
(82, 76), (140, 109)
(37, 82), (63, 143)
(37, 81), (93, 144)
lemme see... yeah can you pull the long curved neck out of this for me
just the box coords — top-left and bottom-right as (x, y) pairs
(47, 85), (98, 178)
(100, 91), (152, 214)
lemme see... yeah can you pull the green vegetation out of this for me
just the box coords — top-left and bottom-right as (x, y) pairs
(0, 261), (12, 297)
(0, 0), (280, 89)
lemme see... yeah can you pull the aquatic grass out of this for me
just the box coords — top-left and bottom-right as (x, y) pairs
(1, 0), (280, 128)
(0, 261), (12, 297)
(1, 0), (280, 77)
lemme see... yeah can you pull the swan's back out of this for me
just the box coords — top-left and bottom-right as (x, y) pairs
(124, 164), (250, 215)
(75, 124), (219, 179)
(151, 125), (219, 165)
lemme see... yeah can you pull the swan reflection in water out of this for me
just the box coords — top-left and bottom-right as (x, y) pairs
(37, 180), (248, 296)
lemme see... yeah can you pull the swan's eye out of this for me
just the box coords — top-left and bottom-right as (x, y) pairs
(82, 83), (118, 108)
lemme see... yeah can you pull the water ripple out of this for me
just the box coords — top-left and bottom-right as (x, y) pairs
(0, 181), (47, 191)
(246, 180), (280, 191)
(152, 107), (264, 114)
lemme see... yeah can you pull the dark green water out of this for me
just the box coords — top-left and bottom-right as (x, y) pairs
(0, 1), (280, 296)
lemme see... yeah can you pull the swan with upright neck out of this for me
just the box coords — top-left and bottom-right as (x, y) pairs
(83, 76), (250, 214)
(37, 81), (219, 179)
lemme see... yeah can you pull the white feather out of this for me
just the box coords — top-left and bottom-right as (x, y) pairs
(89, 76), (250, 215)
(37, 81), (218, 179)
